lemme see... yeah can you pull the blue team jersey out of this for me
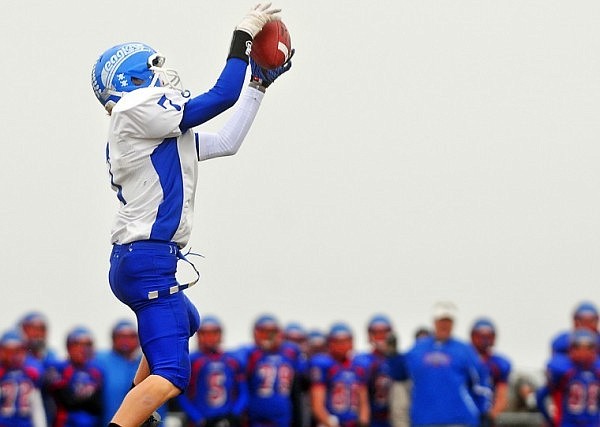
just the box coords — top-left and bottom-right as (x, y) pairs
(177, 350), (248, 423)
(481, 353), (511, 390)
(0, 365), (42, 427)
(245, 343), (301, 427)
(309, 353), (368, 427)
(48, 360), (103, 427)
(354, 351), (394, 427)
(405, 337), (491, 427)
(540, 355), (600, 427)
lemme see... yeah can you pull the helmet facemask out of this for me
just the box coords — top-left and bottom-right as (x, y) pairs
(148, 53), (183, 92)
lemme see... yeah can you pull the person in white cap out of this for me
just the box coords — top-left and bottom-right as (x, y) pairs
(402, 302), (492, 427)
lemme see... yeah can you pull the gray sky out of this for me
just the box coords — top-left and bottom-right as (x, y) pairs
(2, 0), (600, 375)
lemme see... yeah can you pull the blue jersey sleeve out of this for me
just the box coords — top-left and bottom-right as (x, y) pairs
(546, 354), (572, 389)
(176, 393), (204, 423)
(232, 373), (249, 416)
(179, 58), (248, 133)
(551, 331), (570, 355)
(388, 353), (409, 381)
(535, 385), (553, 425)
(309, 354), (332, 385)
(225, 352), (249, 417)
(490, 354), (512, 384)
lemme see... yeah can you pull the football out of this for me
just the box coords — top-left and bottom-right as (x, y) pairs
(250, 20), (292, 70)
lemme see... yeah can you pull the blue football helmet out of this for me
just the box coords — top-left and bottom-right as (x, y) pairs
(91, 42), (182, 108)
(199, 315), (223, 331)
(66, 326), (94, 346)
(328, 322), (353, 340)
(367, 314), (392, 332)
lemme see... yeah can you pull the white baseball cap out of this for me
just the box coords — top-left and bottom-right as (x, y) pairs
(432, 301), (458, 320)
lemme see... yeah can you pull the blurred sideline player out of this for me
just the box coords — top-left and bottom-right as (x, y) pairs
(551, 301), (600, 356)
(244, 314), (303, 427)
(19, 311), (59, 425)
(309, 322), (370, 427)
(19, 312), (58, 368)
(284, 323), (309, 356)
(283, 322), (311, 427)
(91, 2), (293, 426)
(470, 318), (512, 425)
(307, 330), (327, 358)
(176, 315), (248, 427)
(47, 327), (103, 427)
(0, 329), (47, 426)
(354, 315), (395, 427)
(537, 328), (600, 426)
(95, 320), (164, 427)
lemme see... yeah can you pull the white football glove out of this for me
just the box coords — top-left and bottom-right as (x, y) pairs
(236, 2), (281, 38)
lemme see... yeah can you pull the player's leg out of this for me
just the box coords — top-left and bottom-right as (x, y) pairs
(133, 353), (150, 385)
(108, 241), (199, 426)
(110, 294), (193, 425)
(111, 374), (178, 426)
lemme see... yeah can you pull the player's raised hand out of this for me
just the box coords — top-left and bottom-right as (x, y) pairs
(250, 49), (294, 89)
(236, 2), (281, 38)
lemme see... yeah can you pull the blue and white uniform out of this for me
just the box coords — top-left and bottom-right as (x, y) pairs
(107, 83), (264, 247)
(106, 56), (265, 391)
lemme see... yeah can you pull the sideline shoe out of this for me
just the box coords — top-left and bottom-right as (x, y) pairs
(140, 411), (161, 427)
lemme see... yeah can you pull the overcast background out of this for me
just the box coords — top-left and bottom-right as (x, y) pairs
(2, 0), (600, 377)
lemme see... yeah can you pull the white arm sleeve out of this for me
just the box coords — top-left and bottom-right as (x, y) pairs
(197, 85), (265, 161)
(29, 389), (47, 427)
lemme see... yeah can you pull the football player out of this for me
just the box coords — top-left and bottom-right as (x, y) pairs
(550, 301), (600, 356)
(47, 327), (103, 427)
(95, 320), (158, 427)
(537, 328), (600, 426)
(244, 314), (303, 427)
(0, 330), (46, 426)
(284, 323), (309, 356)
(470, 318), (512, 425)
(307, 330), (328, 358)
(309, 323), (370, 427)
(18, 312), (58, 368)
(176, 315), (248, 427)
(354, 315), (395, 427)
(90, 2), (293, 426)
(18, 311), (58, 425)
(283, 323), (311, 427)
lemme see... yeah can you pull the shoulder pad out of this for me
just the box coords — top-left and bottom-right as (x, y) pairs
(112, 87), (189, 139)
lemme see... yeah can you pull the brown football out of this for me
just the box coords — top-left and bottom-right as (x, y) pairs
(250, 20), (292, 70)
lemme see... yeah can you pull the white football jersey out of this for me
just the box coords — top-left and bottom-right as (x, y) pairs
(107, 86), (197, 247)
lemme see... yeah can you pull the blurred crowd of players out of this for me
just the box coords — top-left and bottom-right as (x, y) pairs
(1, 300), (600, 427)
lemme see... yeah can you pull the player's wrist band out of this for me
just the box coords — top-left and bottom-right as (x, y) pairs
(228, 30), (252, 63)
(248, 80), (266, 93)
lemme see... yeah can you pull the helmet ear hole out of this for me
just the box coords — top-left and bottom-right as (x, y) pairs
(131, 77), (145, 86)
